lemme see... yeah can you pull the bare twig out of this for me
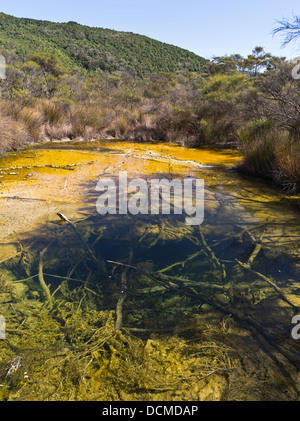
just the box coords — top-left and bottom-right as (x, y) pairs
(38, 246), (53, 308)
(158, 250), (205, 274)
(115, 249), (133, 331)
(199, 227), (226, 281)
(57, 213), (106, 273)
(196, 367), (235, 381)
(236, 260), (299, 311)
(242, 232), (264, 268)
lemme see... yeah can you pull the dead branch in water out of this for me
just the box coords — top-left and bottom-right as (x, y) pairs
(234, 229), (299, 312)
(115, 249), (133, 331)
(236, 260), (299, 312)
(38, 246), (53, 308)
(0, 241), (24, 265)
(56, 212), (106, 273)
(0, 251), (22, 265)
(199, 227), (226, 281)
(158, 249), (205, 274)
(67, 226), (107, 279)
(107, 256), (300, 372)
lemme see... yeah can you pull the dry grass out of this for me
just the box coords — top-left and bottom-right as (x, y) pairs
(240, 130), (300, 193)
(240, 131), (277, 177)
(18, 107), (44, 141)
(0, 107), (27, 154)
(0, 96), (299, 194)
(69, 103), (111, 139)
(274, 141), (300, 193)
(40, 101), (64, 126)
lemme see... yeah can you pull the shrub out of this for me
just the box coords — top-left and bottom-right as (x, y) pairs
(273, 140), (300, 193)
(18, 107), (44, 141)
(0, 108), (27, 154)
(240, 129), (300, 193)
(69, 104), (111, 139)
(40, 101), (64, 126)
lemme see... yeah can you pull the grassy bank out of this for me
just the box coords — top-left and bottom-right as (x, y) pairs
(239, 130), (300, 193)
(0, 48), (299, 193)
(1, 97), (299, 194)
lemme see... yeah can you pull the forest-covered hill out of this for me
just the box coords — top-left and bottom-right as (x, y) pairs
(0, 12), (298, 193)
(0, 12), (206, 75)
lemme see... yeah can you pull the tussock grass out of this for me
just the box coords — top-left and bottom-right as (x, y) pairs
(240, 130), (300, 193)
(0, 95), (299, 193)
(18, 107), (44, 141)
(40, 101), (64, 126)
(274, 141), (300, 193)
(0, 107), (27, 154)
(69, 104), (111, 139)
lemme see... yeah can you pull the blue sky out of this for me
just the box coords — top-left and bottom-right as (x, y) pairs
(1, 0), (300, 60)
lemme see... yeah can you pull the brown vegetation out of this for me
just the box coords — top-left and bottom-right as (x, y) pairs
(0, 49), (299, 192)
(0, 106), (27, 154)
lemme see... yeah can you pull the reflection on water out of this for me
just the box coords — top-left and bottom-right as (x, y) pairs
(0, 140), (299, 401)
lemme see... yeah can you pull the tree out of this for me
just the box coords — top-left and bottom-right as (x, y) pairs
(27, 54), (66, 99)
(143, 73), (176, 101)
(245, 47), (265, 76)
(248, 62), (300, 135)
(273, 15), (300, 47)
(206, 48), (282, 77)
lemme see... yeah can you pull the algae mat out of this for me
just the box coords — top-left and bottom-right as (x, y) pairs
(0, 140), (299, 401)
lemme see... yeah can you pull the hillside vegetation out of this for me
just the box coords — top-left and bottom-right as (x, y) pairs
(0, 12), (206, 76)
(0, 13), (299, 193)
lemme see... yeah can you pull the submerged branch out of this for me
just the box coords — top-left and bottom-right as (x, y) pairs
(235, 229), (299, 311)
(114, 249), (132, 330)
(0, 251), (22, 265)
(199, 227), (226, 281)
(236, 260), (299, 312)
(242, 231), (264, 269)
(57, 213), (106, 273)
(158, 250), (205, 274)
(38, 246), (53, 308)
(0, 241), (24, 265)
(148, 221), (165, 248)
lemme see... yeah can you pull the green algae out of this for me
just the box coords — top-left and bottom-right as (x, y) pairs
(0, 210), (299, 401)
(0, 140), (299, 401)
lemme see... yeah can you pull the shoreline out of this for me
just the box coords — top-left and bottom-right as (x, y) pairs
(2, 136), (299, 196)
